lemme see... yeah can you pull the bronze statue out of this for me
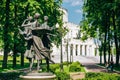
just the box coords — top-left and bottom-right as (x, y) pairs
(18, 13), (54, 72)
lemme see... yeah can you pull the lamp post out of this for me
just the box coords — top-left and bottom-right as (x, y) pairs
(56, 23), (63, 71)
(67, 37), (69, 65)
(60, 34), (63, 71)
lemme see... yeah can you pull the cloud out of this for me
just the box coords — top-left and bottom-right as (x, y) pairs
(63, 0), (83, 6)
(75, 9), (83, 13)
(63, 0), (71, 3)
(71, 1), (81, 6)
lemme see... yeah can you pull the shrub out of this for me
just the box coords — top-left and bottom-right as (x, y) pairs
(69, 65), (81, 72)
(69, 61), (81, 72)
(71, 61), (81, 66)
(55, 71), (70, 80)
(63, 61), (69, 65)
(41, 65), (47, 72)
(0, 72), (21, 80)
(85, 72), (102, 78)
(83, 72), (120, 80)
(50, 64), (60, 73)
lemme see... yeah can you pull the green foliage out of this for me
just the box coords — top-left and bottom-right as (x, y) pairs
(82, 72), (120, 80)
(0, 72), (21, 80)
(63, 61), (69, 65)
(0, 56), (30, 72)
(69, 65), (81, 72)
(55, 71), (70, 80)
(82, 0), (120, 65)
(69, 61), (81, 72)
(71, 61), (82, 66)
(1, 0), (64, 68)
(40, 65), (47, 72)
(50, 63), (60, 73)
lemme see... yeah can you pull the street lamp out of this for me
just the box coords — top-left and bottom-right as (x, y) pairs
(67, 36), (69, 65)
(60, 34), (63, 71)
(56, 23), (63, 71)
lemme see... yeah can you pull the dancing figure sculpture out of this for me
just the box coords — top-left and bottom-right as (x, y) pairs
(19, 13), (54, 71)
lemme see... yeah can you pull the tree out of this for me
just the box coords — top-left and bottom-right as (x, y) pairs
(1, 0), (65, 69)
(2, 0), (10, 68)
(81, 0), (120, 65)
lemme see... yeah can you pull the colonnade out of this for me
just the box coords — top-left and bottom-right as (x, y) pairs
(63, 44), (96, 56)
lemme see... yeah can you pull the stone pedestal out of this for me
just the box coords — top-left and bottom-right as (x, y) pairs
(19, 72), (56, 80)
(70, 72), (85, 80)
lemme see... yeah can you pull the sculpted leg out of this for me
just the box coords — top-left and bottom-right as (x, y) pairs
(29, 58), (34, 71)
(37, 60), (40, 71)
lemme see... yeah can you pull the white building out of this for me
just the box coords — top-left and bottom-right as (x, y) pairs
(51, 8), (98, 57)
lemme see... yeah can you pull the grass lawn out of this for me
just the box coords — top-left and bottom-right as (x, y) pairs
(0, 55), (47, 72)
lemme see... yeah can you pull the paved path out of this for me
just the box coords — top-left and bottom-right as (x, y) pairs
(51, 54), (120, 74)
(73, 56), (107, 72)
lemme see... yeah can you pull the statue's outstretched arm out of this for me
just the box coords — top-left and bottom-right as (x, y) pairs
(18, 26), (28, 35)
(21, 19), (31, 27)
(18, 28), (24, 35)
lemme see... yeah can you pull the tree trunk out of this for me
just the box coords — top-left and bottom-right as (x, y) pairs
(100, 52), (102, 64)
(13, 46), (17, 68)
(21, 53), (24, 67)
(108, 19), (111, 63)
(103, 11), (109, 64)
(99, 46), (102, 64)
(112, 11), (119, 65)
(13, 4), (17, 68)
(2, 0), (10, 69)
(103, 31), (107, 64)
(108, 42), (111, 63)
(60, 37), (63, 71)
(20, 3), (29, 67)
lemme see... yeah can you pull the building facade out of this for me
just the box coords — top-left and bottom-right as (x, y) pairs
(51, 8), (98, 57)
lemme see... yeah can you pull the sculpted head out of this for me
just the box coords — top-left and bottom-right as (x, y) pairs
(34, 13), (40, 19)
(27, 16), (33, 21)
(44, 16), (48, 21)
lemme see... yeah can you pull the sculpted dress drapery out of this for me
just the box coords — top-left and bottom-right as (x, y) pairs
(19, 16), (54, 63)
(19, 14), (54, 72)
(26, 22), (54, 63)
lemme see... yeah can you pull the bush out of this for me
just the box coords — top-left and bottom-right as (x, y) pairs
(0, 72), (21, 80)
(50, 64), (60, 73)
(63, 61), (69, 65)
(41, 65), (47, 72)
(83, 72), (120, 80)
(85, 72), (102, 78)
(69, 65), (81, 72)
(71, 61), (81, 66)
(69, 61), (81, 72)
(55, 71), (70, 80)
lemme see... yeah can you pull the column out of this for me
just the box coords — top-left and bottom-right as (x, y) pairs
(85, 45), (87, 56)
(73, 44), (76, 56)
(68, 44), (70, 62)
(88, 45), (90, 56)
(82, 45), (85, 56)
(91, 45), (95, 56)
(86, 45), (89, 56)
(80, 45), (82, 55)
(78, 45), (80, 55)
(75, 45), (78, 56)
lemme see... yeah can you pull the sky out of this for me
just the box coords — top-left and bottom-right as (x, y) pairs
(62, 0), (84, 25)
